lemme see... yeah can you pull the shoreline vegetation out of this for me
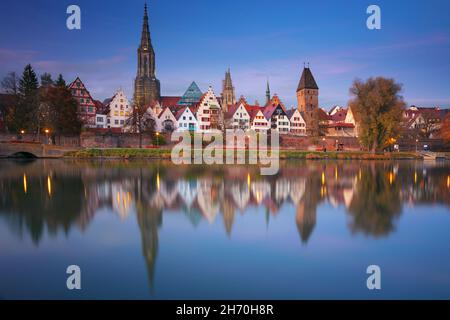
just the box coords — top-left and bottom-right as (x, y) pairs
(63, 148), (428, 160)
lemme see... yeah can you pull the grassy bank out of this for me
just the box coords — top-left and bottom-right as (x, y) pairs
(64, 148), (422, 160)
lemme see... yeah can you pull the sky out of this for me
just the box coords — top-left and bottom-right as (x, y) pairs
(0, 0), (449, 109)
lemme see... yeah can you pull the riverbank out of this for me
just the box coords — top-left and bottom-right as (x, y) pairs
(64, 148), (426, 160)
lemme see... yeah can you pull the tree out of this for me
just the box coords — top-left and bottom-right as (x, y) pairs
(1, 72), (19, 132)
(419, 108), (440, 138)
(55, 74), (66, 87)
(1, 72), (19, 95)
(347, 163), (402, 237)
(349, 77), (405, 152)
(42, 84), (82, 142)
(40, 73), (54, 87)
(126, 97), (156, 148)
(15, 64), (40, 134)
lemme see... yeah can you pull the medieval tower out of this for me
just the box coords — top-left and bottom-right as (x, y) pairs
(221, 68), (236, 112)
(296, 65), (319, 136)
(134, 4), (161, 106)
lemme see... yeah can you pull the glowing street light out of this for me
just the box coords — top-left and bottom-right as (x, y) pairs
(44, 128), (50, 144)
(156, 132), (160, 148)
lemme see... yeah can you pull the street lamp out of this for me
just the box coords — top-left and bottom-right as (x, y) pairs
(44, 129), (50, 144)
(156, 132), (160, 148)
(415, 138), (419, 153)
(322, 137), (326, 152)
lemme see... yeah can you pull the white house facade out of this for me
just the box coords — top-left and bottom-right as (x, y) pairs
(176, 107), (198, 132)
(106, 89), (131, 131)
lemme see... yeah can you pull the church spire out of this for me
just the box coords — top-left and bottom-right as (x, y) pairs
(134, 3), (160, 105)
(266, 80), (271, 104)
(140, 3), (151, 50)
(221, 68), (236, 112)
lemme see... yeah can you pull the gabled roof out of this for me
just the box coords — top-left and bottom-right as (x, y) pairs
(263, 103), (285, 120)
(174, 107), (188, 121)
(297, 67), (319, 91)
(158, 106), (177, 119)
(330, 109), (348, 122)
(285, 108), (297, 119)
(249, 109), (266, 122)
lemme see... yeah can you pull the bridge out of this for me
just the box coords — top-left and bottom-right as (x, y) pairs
(0, 142), (76, 158)
(419, 151), (448, 160)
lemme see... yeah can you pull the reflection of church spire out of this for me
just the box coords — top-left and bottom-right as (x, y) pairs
(222, 198), (235, 236)
(136, 200), (162, 290)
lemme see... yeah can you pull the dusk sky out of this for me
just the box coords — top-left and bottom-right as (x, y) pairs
(1, 0), (449, 109)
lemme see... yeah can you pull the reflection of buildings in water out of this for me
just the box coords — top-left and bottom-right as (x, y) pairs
(222, 198), (236, 236)
(296, 201), (317, 244)
(112, 183), (135, 220)
(230, 183), (250, 212)
(288, 179), (306, 205)
(275, 179), (291, 203)
(2, 160), (449, 247)
(251, 181), (271, 204)
(197, 179), (220, 224)
(136, 202), (162, 289)
(295, 174), (321, 244)
(177, 180), (198, 208)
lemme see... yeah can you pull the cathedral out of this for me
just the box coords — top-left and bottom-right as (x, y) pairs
(134, 4), (161, 106)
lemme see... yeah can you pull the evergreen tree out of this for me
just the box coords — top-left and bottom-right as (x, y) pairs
(55, 74), (66, 87)
(15, 64), (39, 132)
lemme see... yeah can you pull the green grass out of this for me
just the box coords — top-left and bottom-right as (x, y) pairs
(65, 148), (422, 160)
(64, 148), (172, 158)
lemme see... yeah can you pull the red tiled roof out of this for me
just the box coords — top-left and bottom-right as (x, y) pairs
(318, 108), (331, 121)
(330, 109), (348, 122)
(160, 96), (181, 107)
(174, 107), (188, 120)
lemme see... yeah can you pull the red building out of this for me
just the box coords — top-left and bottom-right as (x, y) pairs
(69, 77), (97, 127)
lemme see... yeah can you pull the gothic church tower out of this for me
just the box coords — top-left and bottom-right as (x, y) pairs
(221, 68), (236, 112)
(134, 4), (160, 106)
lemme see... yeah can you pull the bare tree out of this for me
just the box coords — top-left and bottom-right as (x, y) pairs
(1, 72), (19, 94)
(126, 97), (156, 148)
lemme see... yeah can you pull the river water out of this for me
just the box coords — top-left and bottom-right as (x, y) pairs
(0, 159), (449, 299)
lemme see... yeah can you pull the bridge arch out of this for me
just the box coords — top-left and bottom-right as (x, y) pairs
(9, 151), (38, 159)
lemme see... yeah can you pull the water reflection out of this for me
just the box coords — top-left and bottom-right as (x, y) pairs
(0, 159), (449, 289)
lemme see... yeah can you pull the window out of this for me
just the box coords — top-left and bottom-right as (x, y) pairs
(115, 120), (119, 125)
(183, 116), (186, 120)
(97, 117), (103, 122)
(120, 120), (124, 125)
